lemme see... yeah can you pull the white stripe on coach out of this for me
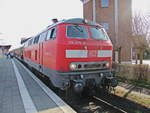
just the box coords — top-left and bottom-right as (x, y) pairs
(15, 59), (76, 113)
(12, 60), (37, 113)
(66, 50), (88, 58)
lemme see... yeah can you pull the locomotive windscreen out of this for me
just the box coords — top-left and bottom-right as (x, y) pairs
(67, 25), (109, 40)
(90, 27), (108, 40)
(67, 25), (88, 39)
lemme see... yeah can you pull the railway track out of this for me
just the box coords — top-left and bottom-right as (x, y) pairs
(19, 58), (150, 113)
(60, 90), (150, 113)
(92, 96), (127, 113)
(57, 91), (128, 113)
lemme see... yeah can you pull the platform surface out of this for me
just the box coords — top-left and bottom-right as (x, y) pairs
(0, 56), (76, 113)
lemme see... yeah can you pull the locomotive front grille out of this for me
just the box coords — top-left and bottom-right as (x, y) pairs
(84, 64), (101, 68)
(70, 61), (109, 71)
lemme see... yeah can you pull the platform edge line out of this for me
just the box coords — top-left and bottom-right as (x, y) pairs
(15, 59), (76, 113)
(12, 60), (38, 113)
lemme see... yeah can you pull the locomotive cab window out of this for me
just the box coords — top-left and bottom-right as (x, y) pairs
(90, 27), (108, 40)
(46, 28), (57, 40)
(67, 25), (88, 39)
(51, 28), (56, 39)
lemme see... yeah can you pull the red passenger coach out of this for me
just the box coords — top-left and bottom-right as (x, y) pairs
(23, 18), (118, 94)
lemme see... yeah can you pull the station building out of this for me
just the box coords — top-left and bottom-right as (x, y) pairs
(81, 0), (133, 63)
(0, 45), (11, 56)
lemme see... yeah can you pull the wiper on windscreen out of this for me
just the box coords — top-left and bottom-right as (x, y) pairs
(73, 25), (83, 32)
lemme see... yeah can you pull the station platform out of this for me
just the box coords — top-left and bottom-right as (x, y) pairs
(0, 56), (76, 113)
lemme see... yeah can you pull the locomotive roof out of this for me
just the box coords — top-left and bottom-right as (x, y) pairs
(29, 18), (102, 42)
(62, 18), (100, 26)
(47, 18), (102, 29)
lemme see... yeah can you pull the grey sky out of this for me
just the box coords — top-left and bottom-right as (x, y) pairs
(0, 0), (83, 49)
(0, 0), (150, 49)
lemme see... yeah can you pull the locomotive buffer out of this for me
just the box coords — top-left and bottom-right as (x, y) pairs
(0, 56), (76, 113)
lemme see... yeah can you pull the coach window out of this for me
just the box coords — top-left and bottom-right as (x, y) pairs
(27, 40), (30, 46)
(28, 39), (33, 46)
(26, 43), (28, 47)
(30, 39), (33, 45)
(31, 39), (34, 45)
(39, 32), (47, 43)
(46, 28), (57, 40)
(24, 42), (28, 47)
(34, 35), (40, 44)
(46, 29), (52, 40)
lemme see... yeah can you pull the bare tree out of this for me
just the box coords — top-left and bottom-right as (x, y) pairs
(132, 13), (150, 64)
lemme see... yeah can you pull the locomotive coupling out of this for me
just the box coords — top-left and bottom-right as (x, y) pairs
(74, 82), (84, 94)
(106, 77), (118, 87)
(73, 80), (84, 94)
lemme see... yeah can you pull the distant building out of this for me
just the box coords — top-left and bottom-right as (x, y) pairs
(81, 0), (133, 63)
(0, 45), (11, 56)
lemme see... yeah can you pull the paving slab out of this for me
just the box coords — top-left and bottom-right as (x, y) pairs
(0, 58), (25, 113)
(0, 57), (76, 113)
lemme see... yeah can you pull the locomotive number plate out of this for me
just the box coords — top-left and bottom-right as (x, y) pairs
(88, 50), (97, 57)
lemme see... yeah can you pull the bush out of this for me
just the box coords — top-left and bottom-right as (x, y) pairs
(113, 63), (149, 81)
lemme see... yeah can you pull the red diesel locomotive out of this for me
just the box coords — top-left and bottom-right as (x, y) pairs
(23, 18), (118, 93)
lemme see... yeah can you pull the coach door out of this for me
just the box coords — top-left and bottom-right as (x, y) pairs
(39, 43), (43, 65)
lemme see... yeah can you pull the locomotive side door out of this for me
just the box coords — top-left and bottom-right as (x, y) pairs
(39, 43), (43, 66)
(39, 32), (47, 72)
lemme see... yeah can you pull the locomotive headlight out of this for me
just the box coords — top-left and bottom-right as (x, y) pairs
(106, 62), (110, 68)
(70, 63), (77, 70)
